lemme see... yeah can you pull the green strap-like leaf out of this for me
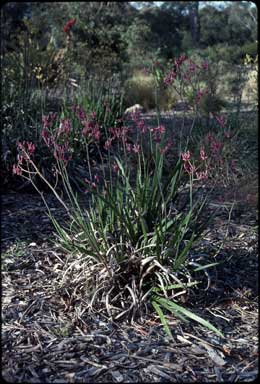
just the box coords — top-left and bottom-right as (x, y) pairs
(151, 301), (173, 339)
(154, 296), (224, 338)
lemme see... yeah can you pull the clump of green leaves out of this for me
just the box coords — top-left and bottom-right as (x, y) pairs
(13, 107), (223, 338)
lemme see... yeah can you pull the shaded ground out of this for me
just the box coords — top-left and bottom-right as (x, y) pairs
(2, 181), (258, 382)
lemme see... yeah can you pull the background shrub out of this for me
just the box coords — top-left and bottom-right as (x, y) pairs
(124, 70), (175, 111)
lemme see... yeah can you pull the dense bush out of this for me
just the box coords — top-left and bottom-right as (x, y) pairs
(124, 70), (175, 111)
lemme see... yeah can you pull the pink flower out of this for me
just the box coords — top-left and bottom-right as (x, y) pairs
(137, 119), (147, 134)
(18, 141), (25, 150)
(85, 178), (98, 189)
(58, 119), (71, 135)
(82, 121), (93, 137)
(175, 55), (187, 70)
(206, 133), (214, 143)
(76, 106), (87, 121)
(104, 138), (113, 150)
(210, 140), (222, 155)
(164, 69), (176, 86)
(12, 164), (22, 175)
(27, 142), (36, 156)
(215, 115), (226, 128)
(120, 126), (130, 140)
(112, 162), (119, 173)
(94, 174), (100, 183)
(41, 129), (52, 147)
(18, 141), (36, 156)
(157, 125), (166, 135)
(196, 170), (208, 180)
(200, 148), (207, 161)
(42, 116), (49, 129)
(53, 142), (70, 164)
(42, 112), (57, 129)
(184, 162), (196, 175)
(151, 125), (166, 143)
(109, 127), (121, 140)
(126, 143), (132, 152)
(92, 124), (101, 141)
(41, 129), (49, 139)
(195, 90), (204, 103)
(181, 150), (191, 162)
(133, 143), (140, 154)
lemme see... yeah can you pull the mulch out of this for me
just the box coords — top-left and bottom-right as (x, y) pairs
(1, 184), (258, 382)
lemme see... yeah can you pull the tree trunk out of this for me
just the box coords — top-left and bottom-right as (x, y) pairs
(189, 2), (200, 46)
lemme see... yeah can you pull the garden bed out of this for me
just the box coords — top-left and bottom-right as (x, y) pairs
(2, 181), (258, 382)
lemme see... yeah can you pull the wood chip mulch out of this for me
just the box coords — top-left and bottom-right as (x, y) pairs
(1, 190), (258, 383)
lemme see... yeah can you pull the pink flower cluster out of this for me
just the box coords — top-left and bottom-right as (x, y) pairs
(200, 148), (207, 161)
(104, 138), (113, 150)
(151, 125), (166, 143)
(206, 134), (222, 156)
(181, 150), (191, 162)
(109, 125), (129, 141)
(42, 112), (57, 129)
(85, 174), (101, 191)
(72, 105), (87, 121)
(181, 149), (208, 180)
(136, 119), (147, 134)
(41, 128), (52, 147)
(53, 141), (71, 165)
(174, 55), (187, 69)
(82, 120), (101, 141)
(13, 141), (36, 175)
(214, 114), (226, 128)
(58, 119), (71, 136)
(195, 89), (205, 103)
(195, 170), (208, 180)
(18, 141), (36, 156)
(181, 150), (195, 174)
(40, 113), (73, 167)
(164, 69), (177, 86)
